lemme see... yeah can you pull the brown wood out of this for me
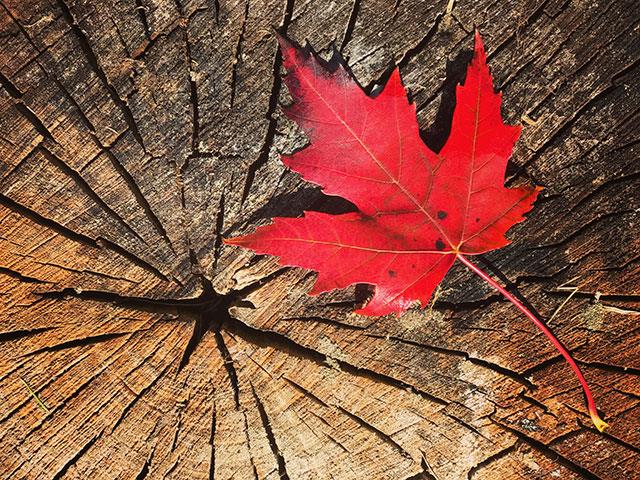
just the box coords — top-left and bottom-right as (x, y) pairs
(1, 0), (639, 478)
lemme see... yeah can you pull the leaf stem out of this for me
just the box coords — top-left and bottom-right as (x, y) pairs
(456, 253), (608, 432)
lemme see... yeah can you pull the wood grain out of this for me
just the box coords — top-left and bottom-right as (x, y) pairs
(0, 0), (638, 478)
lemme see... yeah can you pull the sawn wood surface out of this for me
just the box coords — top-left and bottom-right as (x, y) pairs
(0, 0), (638, 478)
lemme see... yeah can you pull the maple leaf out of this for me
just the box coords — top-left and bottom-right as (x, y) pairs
(225, 32), (607, 431)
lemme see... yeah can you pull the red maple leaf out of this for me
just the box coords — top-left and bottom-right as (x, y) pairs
(225, 32), (607, 431)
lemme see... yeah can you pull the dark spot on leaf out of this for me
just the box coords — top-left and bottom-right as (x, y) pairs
(435, 239), (445, 251)
(437, 210), (447, 219)
(475, 217), (480, 222)
(411, 264), (416, 269)
(388, 270), (397, 277)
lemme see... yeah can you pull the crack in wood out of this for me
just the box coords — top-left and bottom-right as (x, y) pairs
(0, 266), (49, 284)
(214, 329), (241, 408)
(51, 431), (102, 480)
(230, 0), (250, 110)
(5, 63), (175, 253)
(12, 103), (54, 142)
(465, 443), (516, 480)
(282, 376), (331, 409)
(0, 353), (88, 424)
(135, 0), (152, 40)
(242, 388), (261, 480)
(212, 193), (225, 267)
(0, 71), (22, 98)
(55, 0), (147, 150)
(132, 23), (183, 61)
(546, 290), (640, 304)
(45, 72), (101, 135)
(402, 458), (439, 480)
(336, 404), (414, 460)
(530, 210), (636, 251)
(208, 396), (216, 480)
(240, 0), (295, 205)
(392, 0), (402, 20)
(0, 193), (100, 247)
(104, 148), (177, 254)
(0, 192), (171, 284)
(522, 346), (640, 377)
(0, 327), (56, 343)
(251, 384), (290, 480)
(277, 315), (368, 331)
(98, 237), (172, 283)
(396, 14), (443, 71)
(577, 361), (640, 378)
(133, 454), (151, 480)
(23, 332), (132, 357)
(367, 333), (535, 389)
(511, 59), (638, 180)
(0, 72), (56, 142)
(594, 427), (640, 456)
(432, 292), (504, 312)
(1, 0), (639, 475)
(518, 389), (558, 418)
(39, 145), (148, 244)
(491, 420), (601, 479)
(176, 282), (227, 373)
(225, 316), (452, 407)
(108, 325), (182, 434)
(443, 411), (493, 443)
(186, 40), (201, 156)
(570, 171), (640, 214)
(339, 0), (360, 53)
(33, 259), (141, 284)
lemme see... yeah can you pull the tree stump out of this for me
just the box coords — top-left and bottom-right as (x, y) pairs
(1, 0), (639, 478)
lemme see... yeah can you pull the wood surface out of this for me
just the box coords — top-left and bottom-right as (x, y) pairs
(0, 0), (639, 478)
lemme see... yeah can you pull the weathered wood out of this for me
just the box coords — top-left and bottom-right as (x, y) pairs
(0, 0), (638, 478)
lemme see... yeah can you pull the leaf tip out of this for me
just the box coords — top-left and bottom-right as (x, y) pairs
(274, 30), (300, 66)
(474, 30), (484, 52)
(274, 29), (289, 48)
(473, 30), (488, 67)
(589, 408), (609, 432)
(222, 236), (243, 246)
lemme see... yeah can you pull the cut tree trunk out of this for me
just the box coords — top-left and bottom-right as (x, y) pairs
(1, 0), (639, 478)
